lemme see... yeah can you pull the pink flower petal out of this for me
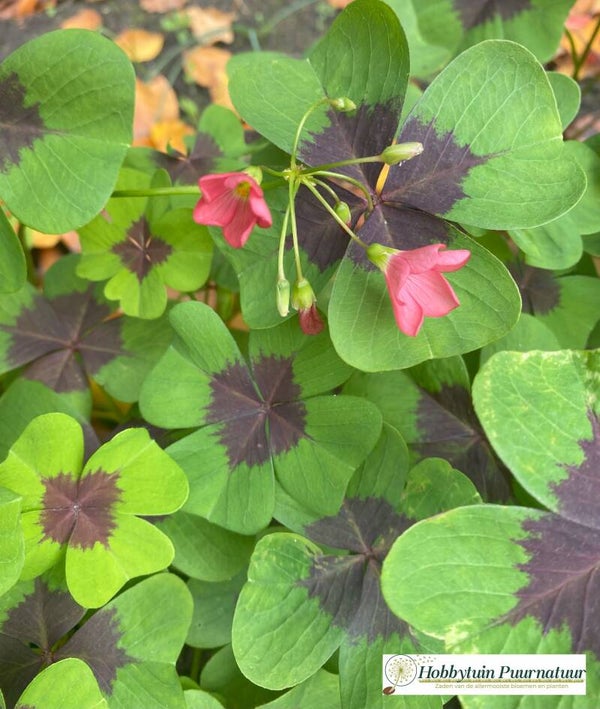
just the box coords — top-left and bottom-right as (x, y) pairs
(390, 289), (424, 337)
(248, 190), (273, 228)
(193, 190), (239, 227)
(401, 270), (460, 317)
(222, 202), (257, 248)
(298, 304), (324, 335)
(379, 243), (469, 335)
(199, 172), (245, 200)
(395, 244), (446, 273)
(193, 171), (272, 248)
(432, 247), (471, 272)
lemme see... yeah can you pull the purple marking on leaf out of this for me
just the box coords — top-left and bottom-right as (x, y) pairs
(56, 606), (132, 695)
(388, 118), (489, 216)
(1, 288), (125, 393)
(306, 497), (409, 552)
(508, 262), (560, 315)
(24, 349), (87, 392)
(453, 0), (532, 30)
(299, 498), (411, 640)
(0, 579), (85, 707)
(349, 201), (454, 268)
(301, 103), (401, 186)
(511, 513), (600, 657)
(415, 384), (511, 501)
(157, 132), (222, 184)
(551, 411), (600, 530)
(0, 72), (46, 171)
(40, 469), (121, 549)
(295, 182), (366, 273)
(208, 355), (306, 467)
(112, 217), (172, 282)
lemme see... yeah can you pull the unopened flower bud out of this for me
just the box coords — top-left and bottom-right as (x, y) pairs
(329, 97), (357, 113)
(276, 277), (290, 317)
(333, 200), (352, 226)
(292, 278), (324, 335)
(380, 142), (423, 165)
(291, 278), (317, 311)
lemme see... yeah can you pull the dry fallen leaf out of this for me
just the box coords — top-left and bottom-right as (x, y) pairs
(28, 229), (80, 251)
(184, 6), (237, 45)
(140, 0), (187, 12)
(150, 119), (195, 153)
(184, 45), (231, 86)
(60, 8), (103, 30)
(133, 75), (180, 146)
(0, 0), (54, 20)
(184, 45), (235, 111)
(115, 29), (165, 63)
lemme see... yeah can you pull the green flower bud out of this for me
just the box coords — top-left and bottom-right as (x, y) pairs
(333, 200), (352, 226)
(291, 278), (317, 311)
(329, 97), (357, 113)
(276, 277), (290, 317)
(380, 142), (423, 165)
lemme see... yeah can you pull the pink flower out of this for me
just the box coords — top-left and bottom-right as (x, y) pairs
(291, 278), (324, 336)
(367, 243), (471, 337)
(193, 172), (272, 248)
(298, 303), (324, 335)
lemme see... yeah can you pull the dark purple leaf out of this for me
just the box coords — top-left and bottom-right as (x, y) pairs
(506, 414), (600, 655)
(207, 355), (306, 467)
(1, 288), (126, 393)
(508, 262), (561, 315)
(299, 498), (411, 640)
(40, 470), (122, 549)
(388, 118), (489, 216)
(300, 103), (401, 185)
(295, 182), (366, 273)
(295, 116), (490, 276)
(0, 72), (45, 172)
(112, 217), (172, 282)
(414, 384), (512, 501)
(55, 607), (131, 695)
(552, 411), (600, 530)
(0, 578), (133, 707)
(0, 579), (85, 707)
(512, 512), (600, 657)
(156, 132), (222, 184)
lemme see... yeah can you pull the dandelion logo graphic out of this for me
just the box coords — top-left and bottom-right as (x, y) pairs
(383, 655), (418, 694)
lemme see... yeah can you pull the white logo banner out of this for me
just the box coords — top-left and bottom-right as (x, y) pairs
(382, 654), (586, 696)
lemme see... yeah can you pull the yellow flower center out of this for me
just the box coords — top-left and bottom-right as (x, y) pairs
(235, 182), (251, 199)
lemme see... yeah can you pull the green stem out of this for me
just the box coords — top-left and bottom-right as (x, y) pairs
(288, 178), (304, 280)
(290, 98), (329, 169)
(311, 177), (341, 203)
(111, 186), (200, 198)
(564, 28), (578, 74)
(278, 204), (291, 281)
(302, 154), (383, 173)
(313, 170), (373, 212)
(573, 15), (600, 80)
(302, 179), (368, 250)
(189, 647), (203, 684)
(17, 223), (37, 286)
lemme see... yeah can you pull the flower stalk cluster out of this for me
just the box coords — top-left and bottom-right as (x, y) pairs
(116, 97), (471, 337)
